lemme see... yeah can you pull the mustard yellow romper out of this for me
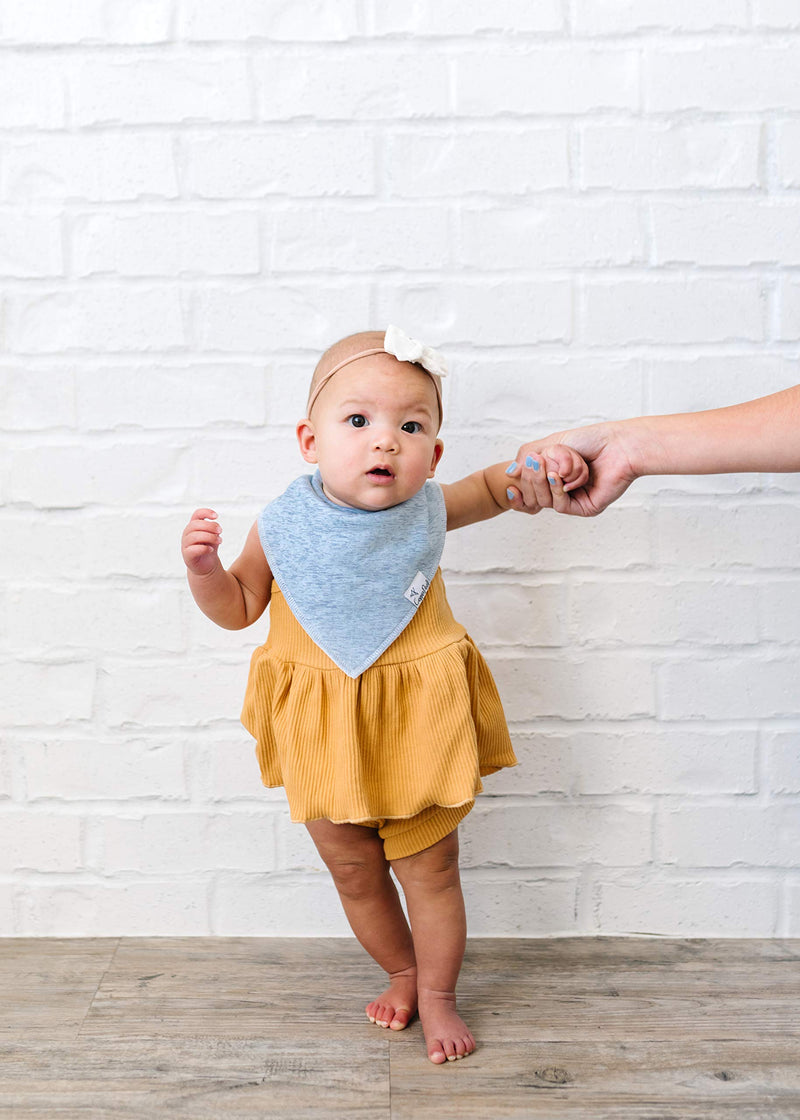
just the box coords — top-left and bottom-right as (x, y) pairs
(241, 569), (517, 860)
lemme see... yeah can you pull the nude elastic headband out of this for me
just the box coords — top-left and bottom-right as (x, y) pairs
(306, 325), (448, 425)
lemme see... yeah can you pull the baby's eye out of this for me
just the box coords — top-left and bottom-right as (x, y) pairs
(348, 414), (368, 428)
(401, 421), (423, 434)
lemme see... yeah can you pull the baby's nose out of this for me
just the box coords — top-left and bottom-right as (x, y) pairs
(372, 428), (398, 450)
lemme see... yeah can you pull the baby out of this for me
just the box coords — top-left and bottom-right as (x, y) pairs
(181, 326), (588, 1063)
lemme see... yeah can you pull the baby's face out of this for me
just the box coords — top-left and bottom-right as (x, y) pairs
(297, 354), (443, 511)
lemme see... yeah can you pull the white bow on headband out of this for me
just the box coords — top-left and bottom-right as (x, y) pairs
(384, 324), (448, 379)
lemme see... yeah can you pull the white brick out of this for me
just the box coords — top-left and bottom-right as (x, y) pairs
(571, 578), (759, 647)
(653, 201), (800, 267)
(101, 659), (246, 728)
(1, 0), (172, 43)
(386, 127), (570, 197)
(0, 741), (12, 797)
(0, 513), (179, 582)
(16, 879), (210, 936)
(1, 134), (178, 202)
(188, 432), (299, 505)
(778, 121), (800, 187)
(372, 0), (563, 35)
(275, 812), (326, 871)
(442, 505), (651, 574)
(0, 810), (81, 871)
(661, 805), (800, 868)
(780, 277), (800, 340)
(760, 582), (800, 642)
(580, 278), (764, 345)
(456, 46), (639, 116)
(2, 661), (95, 725)
(25, 738), (187, 801)
(0, 366), (76, 430)
(211, 872), (350, 935)
(8, 442), (188, 508)
(73, 212), (260, 278)
(0, 56), (66, 127)
(645, 44), (800, 112)
(581, 122), (760, 190)
(647, 356), (795, 415)
(266, 205), (451, 272)
(490, 653), (654, 722)
(658, 656), (800, 720)
(71, 57), (252, 127)
(574, 0), (748, 33)
(9, 587), (184, 657)
(181, 0), (361, 41)
(76, 364), (268, 430)
(254, 49), (449, 121)
(445, 580), (568, 648)
(192, 283), (372, 353)
(753, 0), (800, 28)
(788, 881), (800, 936)
(598, 876), (777, 936)
(376, 280), (572, 346)
(182, 130), (375, 199)
(461, 803), (652, 868)
(5, 287), (187, 353)
(570, 730), (756, 796)
(98, 811), (277, 873)
(0, 885), (15, 935)
(0, 214), (63, 277)
(448, 356), (644, 429)
(459, 201), (644, 269)
(187, 737), (278, 803)
(655, 505), (800, 569)
(764, 731), (800, 794)
(462, 876), (579, 937)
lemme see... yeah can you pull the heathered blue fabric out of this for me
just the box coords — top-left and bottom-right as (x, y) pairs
(256, 471), (447, 677)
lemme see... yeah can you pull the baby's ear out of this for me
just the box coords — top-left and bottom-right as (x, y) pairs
(296, 419), (318, 463)
(429, 438), (444, 476)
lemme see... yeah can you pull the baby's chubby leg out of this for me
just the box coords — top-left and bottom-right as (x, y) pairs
(391, 830), (475, 1064)
(305, 819), (417, 1030)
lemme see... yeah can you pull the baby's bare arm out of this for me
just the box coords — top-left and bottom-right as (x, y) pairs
(182, 513), (272, 629)
(443, 447), (589, 530)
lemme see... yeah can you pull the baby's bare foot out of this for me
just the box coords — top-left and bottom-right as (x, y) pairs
(418, 989), (475, 1064)
(366, 966), (417, 1030)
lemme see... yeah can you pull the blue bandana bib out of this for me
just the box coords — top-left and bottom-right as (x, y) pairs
(257, 471), (447, 677)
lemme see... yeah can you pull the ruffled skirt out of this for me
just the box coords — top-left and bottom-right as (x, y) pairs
(241, 570), (517, 824)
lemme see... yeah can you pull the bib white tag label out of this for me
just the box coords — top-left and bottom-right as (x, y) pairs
(404, 570), (430, 606)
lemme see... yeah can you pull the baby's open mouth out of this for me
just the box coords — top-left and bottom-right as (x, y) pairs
(368, 467), (393, 477)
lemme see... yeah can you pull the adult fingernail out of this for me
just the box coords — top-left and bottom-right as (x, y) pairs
(506, 489), (515, 501)
(505, 462), (517, 475)
(548, 475), (556, 485)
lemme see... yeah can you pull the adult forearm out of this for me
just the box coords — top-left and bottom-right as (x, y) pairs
(626, 385), (800, 477)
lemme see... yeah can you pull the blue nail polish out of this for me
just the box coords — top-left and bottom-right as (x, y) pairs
(506, 489), (515, 501)
(505, 463), (516, 475)
(548, 475), (556, 485)
(525, 455), (534, 468)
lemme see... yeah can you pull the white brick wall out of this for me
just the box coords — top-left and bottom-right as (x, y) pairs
(2, 0), (799, 939)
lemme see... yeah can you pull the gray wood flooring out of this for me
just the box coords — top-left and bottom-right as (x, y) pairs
(2, 937), (799, 1118)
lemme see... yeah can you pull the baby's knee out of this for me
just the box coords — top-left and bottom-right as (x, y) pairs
(327, 856), (385, 900)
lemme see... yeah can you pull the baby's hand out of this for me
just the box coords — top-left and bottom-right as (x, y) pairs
(181, 508), (222, 576)
(506, 444), (589, 513)
(543, 444), (590, 490)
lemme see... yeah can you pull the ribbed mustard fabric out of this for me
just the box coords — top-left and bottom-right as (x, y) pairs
(367, 802), (474, 861)
(241, 569), (517, 826)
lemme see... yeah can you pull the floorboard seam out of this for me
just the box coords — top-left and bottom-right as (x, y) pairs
(75, 935), (121, 1039)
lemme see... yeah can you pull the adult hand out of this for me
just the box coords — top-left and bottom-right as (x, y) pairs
(507, 422), (639, 517)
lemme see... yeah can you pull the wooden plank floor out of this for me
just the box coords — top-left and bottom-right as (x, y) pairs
(2, 938), (799, 1119)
